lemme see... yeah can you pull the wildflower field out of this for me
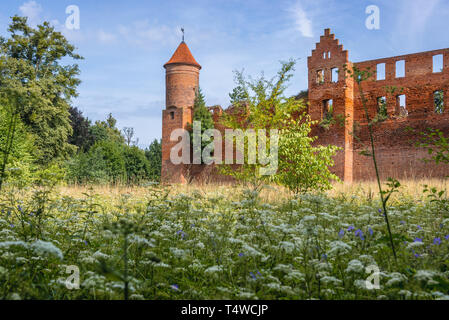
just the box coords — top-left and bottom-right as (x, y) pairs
(1, 181), (449, 300)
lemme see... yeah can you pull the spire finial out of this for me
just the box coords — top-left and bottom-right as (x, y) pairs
(181, 27), (185, 42)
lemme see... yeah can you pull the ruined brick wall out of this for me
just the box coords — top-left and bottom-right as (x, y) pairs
(309, 29), (449, 182)
(161, 30), (449, 184)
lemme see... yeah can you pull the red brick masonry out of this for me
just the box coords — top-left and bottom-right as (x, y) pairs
(162, 29), (449, 183)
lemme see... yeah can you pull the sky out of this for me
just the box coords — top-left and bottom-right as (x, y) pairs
(0, 0), (448, 147)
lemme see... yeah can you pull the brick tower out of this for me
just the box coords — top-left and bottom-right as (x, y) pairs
(308, 28), (354, 182)
(161, 41), (201, 183)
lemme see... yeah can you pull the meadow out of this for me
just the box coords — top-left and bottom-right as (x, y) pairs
(0, 179), (449, 300)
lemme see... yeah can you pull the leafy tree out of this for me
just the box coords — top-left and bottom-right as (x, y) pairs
(89, 140), (126, 183)
(68, 106), (92, 152)
(276, 111), (339, 194)
(88, 114), (124, 147)
(123, 145), (150, 184)
(145, 139), (162, 181)
(0, 16), (83, 165)
(221, 60), (339, 192)
(189, 87), (214, 163)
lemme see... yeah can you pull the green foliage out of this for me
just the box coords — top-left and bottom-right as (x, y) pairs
(145, 139), (162, 182)
(0, 186), (448, 299)
(276, 112), (339, 194)
(123, 146), (150, 184)
(68, 106), (92, 153)
(0, 16), (83, 165)
(221, 60), (339, 193)
(189, 88), (214, 163)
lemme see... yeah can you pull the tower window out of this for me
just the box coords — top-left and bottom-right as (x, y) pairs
(316, 69), (324, 84)
(169, 111), (175, 120)
(434, 90), (444, 113)
(328, 51), (331, 59)
(331, 68), (339, 82)
(433, 54), (444, 73)
(396, 60), (405, 78)
(377, 63), (386, 80)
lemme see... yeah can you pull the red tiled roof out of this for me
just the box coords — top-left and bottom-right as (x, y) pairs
(164, 41), (201, 69)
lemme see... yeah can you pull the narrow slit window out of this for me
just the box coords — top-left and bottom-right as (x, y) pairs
(323, 52), (326, 59)
(322, 99), (333, 119)
(396, 60), (405, 78)
(377, 63), (386, 80)
(316, 69), (324, 84)
(397, 95), (407, 117)
(331, 68), (339, 82)
(169, 111), (175, 120)
(377, 96), (387, 118)
(328, 51), (331, 59)
(434, 90), (444, 113)
(433, 54), (444, 73)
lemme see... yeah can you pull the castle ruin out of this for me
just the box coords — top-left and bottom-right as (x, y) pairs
(161, 29), (449, 184)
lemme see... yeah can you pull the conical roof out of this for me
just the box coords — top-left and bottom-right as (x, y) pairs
(164, 41), (201, 69)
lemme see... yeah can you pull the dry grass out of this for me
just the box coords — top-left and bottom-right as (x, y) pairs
(57, 177), (449, 204)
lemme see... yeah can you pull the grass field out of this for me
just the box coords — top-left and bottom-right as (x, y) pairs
(1, 178), (449, 300)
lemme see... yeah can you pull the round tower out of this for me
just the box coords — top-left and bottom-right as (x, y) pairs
(164, 41), (201, 109)
(161, 41), (201, 183)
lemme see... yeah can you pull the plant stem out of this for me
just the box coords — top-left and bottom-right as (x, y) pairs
(357, 84), (397, 262)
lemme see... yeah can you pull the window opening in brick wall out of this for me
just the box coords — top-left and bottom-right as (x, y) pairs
(397, 95), (408, 117)
(377, 63), (386, 80)
(434, 90), (444, 114)
(433, 54), (443, 73)
(331, 68), (339, 82)
(376, 96), (388, 121)
(316, 69), (324, 84)
(396, 60), (405, 78)
(169, 111), (175, 120)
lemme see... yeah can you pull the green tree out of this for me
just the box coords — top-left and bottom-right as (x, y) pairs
(68, 106), (92, 153)
(189, 87), (214, 163)
(123, 145), (150, 184)
(221, 60), (339, 192)
(89, 140), (126, 183)
(88, 114), (125, 149)
(145, 139), (162, 182)
(0, 16), (83, 165)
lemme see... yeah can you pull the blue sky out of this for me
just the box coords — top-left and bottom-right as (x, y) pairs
(0, 0), (448, 147)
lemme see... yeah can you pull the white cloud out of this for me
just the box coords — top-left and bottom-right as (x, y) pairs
(289, 1), (313, 38)
(97, 30), (117, 44)
(19, 1), (42, 26)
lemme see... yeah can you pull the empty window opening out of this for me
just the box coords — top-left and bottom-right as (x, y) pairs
(331, 68), (339, 82)
(377, 63), (386, 80)
(377, 96), (388, 118)
(434, 90), (444, 114)
(323, 52), (326, 59)
(433, 54), (444, 73)
(316, 69), (324, 84)
(397, 95), (408, 117)
(396, 60), (405, 78)
(169, 111), (175, 120)
(328, 51), (331, 59)
(322, 99), (333, 120)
